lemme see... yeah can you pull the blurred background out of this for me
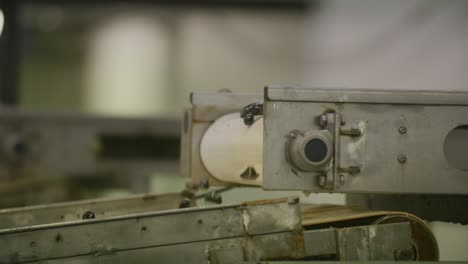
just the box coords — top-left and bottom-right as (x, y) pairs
(0, 0), (467, 260)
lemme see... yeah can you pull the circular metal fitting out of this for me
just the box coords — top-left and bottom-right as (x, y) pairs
(398, 154), (407, 164)
(287, 130), (333, 172)
(399, 126), (407, 134)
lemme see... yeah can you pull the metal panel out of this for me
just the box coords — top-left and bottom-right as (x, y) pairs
(304, 222), (412, 260)
(0, 192), (191, 229)
(182, 91), (261, 185)
(303, 228), (337, 256)
(0, 197), (302, 263)
(32, 232), (303, 264)
(263, 87), (468, 194)
(338, 223), (412, 260)
(266, 86), (468, 105)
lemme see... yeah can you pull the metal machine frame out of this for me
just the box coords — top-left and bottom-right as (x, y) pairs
(263, 86), (468, 194)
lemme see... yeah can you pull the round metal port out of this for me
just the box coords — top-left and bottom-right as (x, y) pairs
(304, 138), (328, 163)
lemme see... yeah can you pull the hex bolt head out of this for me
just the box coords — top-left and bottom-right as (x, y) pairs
(399, 126), (407, 134)
(397, 154), (407, 164)
(319, 115), (328, 127)
(319, 175), (326, 186)
(339, 174), (345, 185)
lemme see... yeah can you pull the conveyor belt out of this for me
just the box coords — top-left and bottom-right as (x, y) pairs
(301, 204), (439, 261)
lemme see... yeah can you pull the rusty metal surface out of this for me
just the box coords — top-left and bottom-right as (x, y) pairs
(0, 192), (193, 229)
(336, 222), (412, 260)
(0, 197), (303, 263)
(373, 215), (438, 261)
(34, 232), (304, 264)
(301, 204), (438, 261)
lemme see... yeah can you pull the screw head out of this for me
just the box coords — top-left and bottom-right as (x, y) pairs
(399, 126), (407, 134)
(82, 211), (95, 220)
(397, 154), (407, 164)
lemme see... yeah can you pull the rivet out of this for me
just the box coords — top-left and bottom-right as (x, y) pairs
(398, 154), (407, 164)
(399, 126), (407, 134)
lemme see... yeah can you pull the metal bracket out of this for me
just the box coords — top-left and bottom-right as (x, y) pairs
(319, 112), (362, 190)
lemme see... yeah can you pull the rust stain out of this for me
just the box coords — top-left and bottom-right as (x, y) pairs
(240, 197), (290, 207)
(141, 194), (158, 201)
(191, 105), (222, 123)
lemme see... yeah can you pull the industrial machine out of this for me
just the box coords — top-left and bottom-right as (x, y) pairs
(0, 108), (180, 207)
(2, 87), (468, 263)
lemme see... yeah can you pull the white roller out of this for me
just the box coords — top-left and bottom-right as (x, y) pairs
(200, 113), (263, 186)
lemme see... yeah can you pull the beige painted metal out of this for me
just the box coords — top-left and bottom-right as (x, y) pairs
(200, 113), (263, 186)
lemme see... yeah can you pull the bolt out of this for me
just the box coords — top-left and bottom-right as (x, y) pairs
(243, 113), (254, 126)
(397, 154), (407, 164)
(319, 115), (328, 127)
(319, 175), (326, 186)
(82, 211), (95, 220)
(339, 174), (345, 185)
(200, 178), (210, 189)
(30, 241), (36, 247)
(141, 226), (148, 232)
(179, 198), (192, 208)
(288, 131), (297, 139)
(341, 120), (346, 126)
(205, 190), (222, 204)
(399, 126), (407, 134)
